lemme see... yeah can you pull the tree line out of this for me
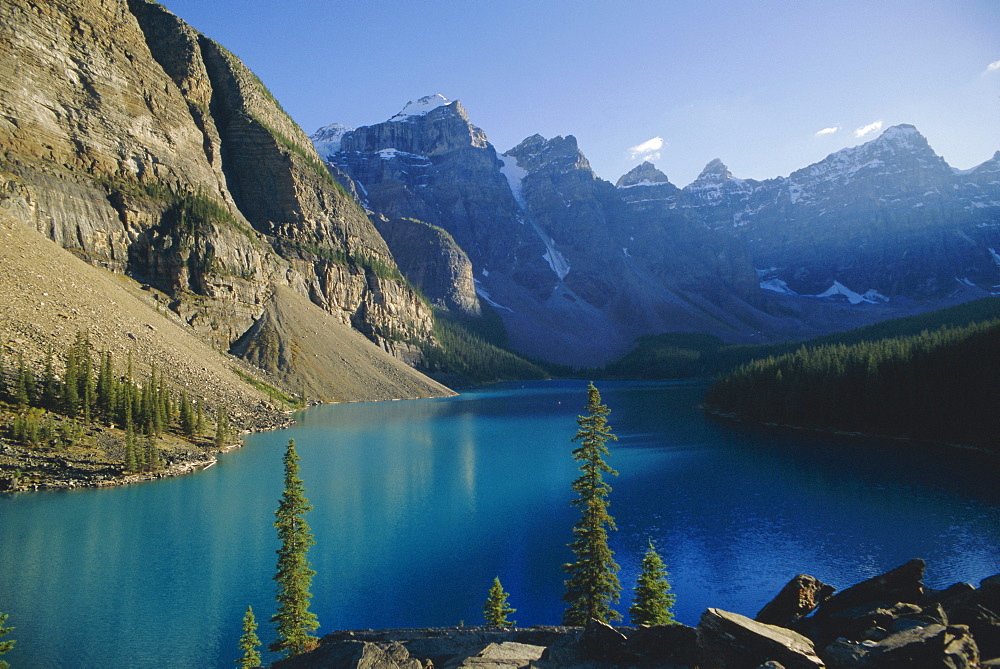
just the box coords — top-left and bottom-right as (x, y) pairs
(1, 331), (231, 474)
(704, 318), (1000, 448)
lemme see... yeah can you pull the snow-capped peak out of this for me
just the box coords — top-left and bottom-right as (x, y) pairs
(389, 94), (453, 122)
(310, 122), (353, 160)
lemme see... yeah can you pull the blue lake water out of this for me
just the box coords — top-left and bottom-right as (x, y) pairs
(1, 379), (999, 667)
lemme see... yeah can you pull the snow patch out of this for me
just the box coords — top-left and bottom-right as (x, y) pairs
(862, 289), (890, 303)
(375, 148), (430, 162)
(474, 280), (513, 312)
(310, 122), (353, 160)
(389, 94), (452, 122)
(990, 247), (1000, 268)
(957, 277), (977, 287)
(618, 179), (660, 189)
(499, 154), (528, 208)
(815, 281), (875, 304)
(760, 278), (798, 295)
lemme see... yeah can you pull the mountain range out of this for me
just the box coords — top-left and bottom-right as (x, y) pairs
(313, 95), (1000, 364)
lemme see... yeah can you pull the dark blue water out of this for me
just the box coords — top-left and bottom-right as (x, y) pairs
(1, 380), (998, 667)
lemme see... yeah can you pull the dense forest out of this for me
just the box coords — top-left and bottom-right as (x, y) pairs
(605, 297), (1000, 380)
(703, 318), (999, 449)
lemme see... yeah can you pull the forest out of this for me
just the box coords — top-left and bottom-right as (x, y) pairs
(703, 317), (999, 449)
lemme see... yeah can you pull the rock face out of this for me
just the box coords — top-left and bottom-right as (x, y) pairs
(0, 0), (436, 375)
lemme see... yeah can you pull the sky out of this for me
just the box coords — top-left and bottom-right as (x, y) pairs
(159, 0), (1000, 188)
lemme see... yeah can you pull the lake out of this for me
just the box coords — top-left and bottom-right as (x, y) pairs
(1, 380), (998, 667)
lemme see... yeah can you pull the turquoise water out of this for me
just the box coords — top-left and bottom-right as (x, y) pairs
(1, 380), (999, 667)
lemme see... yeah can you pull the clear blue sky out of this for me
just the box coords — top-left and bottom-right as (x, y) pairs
(160, 0), (999, 187)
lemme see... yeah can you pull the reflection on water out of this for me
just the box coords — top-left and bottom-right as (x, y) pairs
(0, 380), (998, 667)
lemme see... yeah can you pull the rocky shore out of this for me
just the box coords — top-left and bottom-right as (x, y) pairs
(274, 559), (1000, 668)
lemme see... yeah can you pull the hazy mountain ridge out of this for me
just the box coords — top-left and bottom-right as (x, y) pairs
(315, 99), (998, 364)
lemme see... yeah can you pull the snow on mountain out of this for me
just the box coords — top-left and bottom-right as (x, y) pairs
(814, 281), (876, 304)
(311, 122), (353, 160)
(388, 94), (452, 122)
(498, 154), (528, 209)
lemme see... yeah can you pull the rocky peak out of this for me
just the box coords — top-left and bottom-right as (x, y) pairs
(693, 158), (735, 184)
(311, 122), (353, 160)
(616, 161), (671, 188)
(505, 134), (593, 176)
(388, 93), (456, 122)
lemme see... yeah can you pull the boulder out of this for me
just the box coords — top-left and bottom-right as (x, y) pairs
(625, 623), (699, 666)
(816, 560), (925, 619)
(577, 618), (628, 661)
(822, 624), (978, 668)
(951, 603), (1000, 660)
(443, 641), (544, 668)
(757, 575), (836, 627)
(698, 608), (825, 669)
(271, 639), (423, 669)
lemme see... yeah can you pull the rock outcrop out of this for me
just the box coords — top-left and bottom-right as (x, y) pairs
(280, 562), (1000, 668)
(0, 0), (437, 372)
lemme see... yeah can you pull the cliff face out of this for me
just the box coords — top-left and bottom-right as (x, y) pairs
(0, 0), (433, 361)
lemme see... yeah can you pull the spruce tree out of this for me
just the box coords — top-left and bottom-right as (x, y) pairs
(270, 439), (319, 657)
(14, 353), (31, 409)
(214, 407), (230, 447)
(562, 382), (621, 625)
(483, 576), (516, 627)
(236, 605), (262, 668)
(628, 540), (676, 626)
(0, 610), (14, 669)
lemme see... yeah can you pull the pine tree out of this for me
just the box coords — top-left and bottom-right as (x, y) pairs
(179, 389), (195, 437)
(195, 398), (205, 435)
(41, 349), (59, 410)
(214, 406), (230, 447)
(483, 576), (516, 627)
(270, 439), (319, 657)
(236, 605), (262, 668)
(562, 382), (621, 625)
(0, 610), (14, 669)
(14, 353), (31, 409)
(629, 540), (677, 626)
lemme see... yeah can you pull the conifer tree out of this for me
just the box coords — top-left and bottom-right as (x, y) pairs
(0, 610), (14, 669)
(236, 605), (262, 668)
(628, 540), (676, 626)
(483, 577), (516, 627)
(195, 398), (205, 435)
(41, 349), (59, 410)
(214, 407), (230, 447)
(179, 389), (195, 436)
(562, 382), (621, 625)
(96, 351), (114, 423)
(63, 346), (79, 417)
(270, 439), (319, 657)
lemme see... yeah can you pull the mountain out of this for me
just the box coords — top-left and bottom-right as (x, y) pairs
(315, 102), (774, 365)
(317, 97), (997, 366)
(673, 125), (1000, 300)
(0, 0), (451, 407)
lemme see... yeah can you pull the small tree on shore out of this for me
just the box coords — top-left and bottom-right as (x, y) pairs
(483, 577), (516, 627)
(629, 540), (676, 626)
(236, 605), (261, 668)
(270, 439), (319, 657)
(0, 610), (15, 669)
(562, 382), (621, 625)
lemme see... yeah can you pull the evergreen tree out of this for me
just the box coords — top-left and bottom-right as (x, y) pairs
(14, 353), (31, 409)
(63, 345), (79, 417)
(41, 349), (59, 410)
(483, 577), (516, 627)
(628, 540), (677, 626)
(562, 382), (621, 625)
(124, 424), (138, 474)
(96, 351), (114, 423)
(179, 389), (195, 436)
(236, 605), (262, 668)
(214, 407), (230, 447)
(270, 439), (319, 657)
(0, 610), (14, 669)
(195, 398), (205, 435)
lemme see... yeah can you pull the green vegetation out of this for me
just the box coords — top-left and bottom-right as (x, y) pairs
(236, 605), (262, 669)
(705, 318), (1000, 448)
(605, 297), (1000, 380)
(0, 611), (13, 669)
(483, 577), (516, 627)
(270, 439), (319, 658)
(420, 309), (547, 385)
(230, 366), (301, 408)
(562, 382), (622, 625)
(629, 541), (677, 626)
(0, 332), (231, 475)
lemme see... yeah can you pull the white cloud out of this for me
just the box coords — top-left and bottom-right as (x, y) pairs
(987, 59), (1000, 73)
(815, 126), (839, 137)
(854, 121), (883, 138)
(629, 136), (664, 161)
